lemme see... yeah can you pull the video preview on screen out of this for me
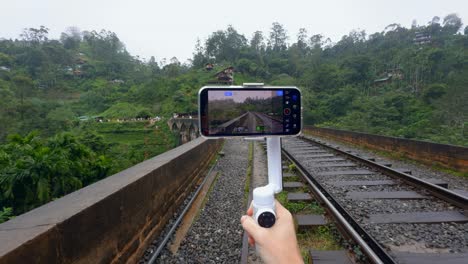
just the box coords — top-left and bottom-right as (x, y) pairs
(208, 90), (283, 135)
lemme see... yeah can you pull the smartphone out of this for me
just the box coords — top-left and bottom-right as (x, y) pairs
(198, 86), (302, 137)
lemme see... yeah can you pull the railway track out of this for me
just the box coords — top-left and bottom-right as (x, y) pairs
(137, 136), (467, 263)
(277, 136), (468, 264)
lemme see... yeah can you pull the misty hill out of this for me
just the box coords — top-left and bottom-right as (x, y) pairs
(0, 13), (467, 221)
(0, 13), (467, 145)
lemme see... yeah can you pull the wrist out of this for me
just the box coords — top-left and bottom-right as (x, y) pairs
(272, 246), (303, 264)
(285, 248), (303, 264)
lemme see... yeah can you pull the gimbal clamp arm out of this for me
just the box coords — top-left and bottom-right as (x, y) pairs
(242, 83), (282, 228)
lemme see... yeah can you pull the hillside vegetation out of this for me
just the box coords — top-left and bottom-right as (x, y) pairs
(0, 14), (466, 220)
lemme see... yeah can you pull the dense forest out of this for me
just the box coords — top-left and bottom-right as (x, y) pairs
(0, 13), (467, 221)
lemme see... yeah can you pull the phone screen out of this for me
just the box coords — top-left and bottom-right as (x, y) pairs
(199, 87), (301, 137)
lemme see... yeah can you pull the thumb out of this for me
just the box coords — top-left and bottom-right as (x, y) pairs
(241, 215), (261, 240)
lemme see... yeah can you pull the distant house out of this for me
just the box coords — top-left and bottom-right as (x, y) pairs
(0, 66), (10, 72)
(413, 32), (431, 45)
(109, 79), (125, 84)
(78, 116), (90, 121)
(390, 68), (404, 80)
(76, 57), (87, 64)
(373, 76), (392, 86)
(373, 68), (404, 86)
(210, 66), (234, 84)
(73, 69), (83, 76)
(149, 116), (162, 124)
(205, 63), (214, 71)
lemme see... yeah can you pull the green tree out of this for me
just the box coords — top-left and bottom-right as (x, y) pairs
(191, 38), (207, 68)
(12, 75), (33, 121)
(268, 22), (288, 51)
(309, 34), (323, 49)
(0, 52), (13, 66)
(442, 13), (463, 34)
(46, 106), (76, 131)
(205, 25), (247, 62)
(422, 83), (446, 103)
(20, 26), (49, 44)
(296, 28), (308, 53)
(0, 132), (112, 215)
(250, 31), (265, 52)
(60, 26), (82, 50)
(0, 207), (13, 223)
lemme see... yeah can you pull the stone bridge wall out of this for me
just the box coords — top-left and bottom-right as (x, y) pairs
(0, 138), (222, 264)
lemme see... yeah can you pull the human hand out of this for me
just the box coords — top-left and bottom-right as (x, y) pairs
(241, 200), (304, 264)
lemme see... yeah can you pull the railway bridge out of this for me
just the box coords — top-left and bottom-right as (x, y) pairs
(0, 126), (467, 264)
(167, 117), (199, 145)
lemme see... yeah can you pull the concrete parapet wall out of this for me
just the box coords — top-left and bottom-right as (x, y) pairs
(0, 138), (222, 264)
(304, 126), (468, 173)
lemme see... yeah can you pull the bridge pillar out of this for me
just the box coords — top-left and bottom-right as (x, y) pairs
(189, 126), (198, 141)
(168, 118), (200, 145)
(181, 131), (189, 144)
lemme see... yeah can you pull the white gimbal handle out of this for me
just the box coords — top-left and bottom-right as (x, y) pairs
(252, 137), (282, 228)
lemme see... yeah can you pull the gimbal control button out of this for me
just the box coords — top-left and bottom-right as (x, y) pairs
(258, 212), (276, 228)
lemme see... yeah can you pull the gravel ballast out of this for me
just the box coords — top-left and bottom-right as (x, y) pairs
(154, 139), (249, 263)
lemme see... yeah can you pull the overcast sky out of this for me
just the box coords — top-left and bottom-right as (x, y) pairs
(1, 0), (467, 63)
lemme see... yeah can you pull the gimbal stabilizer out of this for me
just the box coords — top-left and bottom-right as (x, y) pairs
(252, 136), (282, 228)
(199, 83), (301, 228)
(241, 83), (286, 228)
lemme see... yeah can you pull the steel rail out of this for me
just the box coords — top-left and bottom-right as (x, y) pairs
(282, 148), (394, 264)
(300, 136), (468, 211)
